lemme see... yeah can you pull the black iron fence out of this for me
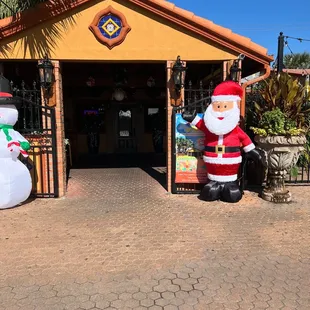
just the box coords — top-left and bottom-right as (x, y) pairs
(12, 81), (59, 197)
(184, 80), (213, 113)
(286, 165), (310, 183)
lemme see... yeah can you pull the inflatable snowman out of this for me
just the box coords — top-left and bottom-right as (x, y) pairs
(0, 76), (32, 209)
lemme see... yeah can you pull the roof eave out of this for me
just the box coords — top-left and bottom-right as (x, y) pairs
(135, 0), (273, 64)
(0, 0), (274, 64)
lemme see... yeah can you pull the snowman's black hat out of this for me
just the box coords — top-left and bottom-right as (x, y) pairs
(0, 75), (22, 107)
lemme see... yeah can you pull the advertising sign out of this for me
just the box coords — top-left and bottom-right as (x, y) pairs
(175, 113), (208, 184)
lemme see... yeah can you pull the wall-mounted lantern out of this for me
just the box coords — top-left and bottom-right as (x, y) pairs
(172, 56), (187, 95)
(38, 54), (54, 91)
(229, 60), (242, 82)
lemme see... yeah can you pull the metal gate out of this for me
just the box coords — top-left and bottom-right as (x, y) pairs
(12, 81), (59, 198)
(171, 82), (213, 194)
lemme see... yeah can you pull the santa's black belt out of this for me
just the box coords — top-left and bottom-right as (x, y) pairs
(204, 146), (240, 154)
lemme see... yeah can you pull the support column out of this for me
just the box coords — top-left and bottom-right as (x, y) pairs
(222, 61), (229, 81)
(166, 60), (185, 193)
(40, 60), (66, 197)
(223, 60), (235, 81)
(53, 61), (66, 197)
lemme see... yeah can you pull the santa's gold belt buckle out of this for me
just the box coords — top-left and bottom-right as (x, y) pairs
(215, 145), (225, 154)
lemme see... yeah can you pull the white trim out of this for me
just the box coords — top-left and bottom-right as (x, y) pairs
(208, 173), (238, 182)
(191, 115), (201, 126)
(243, 143), (255, 153)
(211, 95), (241, 103)
(203, 156), (242, 164)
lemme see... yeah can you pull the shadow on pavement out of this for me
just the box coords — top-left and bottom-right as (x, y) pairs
(67, 153), (167, 190)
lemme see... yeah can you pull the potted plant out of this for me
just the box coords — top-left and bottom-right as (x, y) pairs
(250, 72), (310, 203)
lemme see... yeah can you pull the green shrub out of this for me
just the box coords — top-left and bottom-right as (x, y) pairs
(249, 72), (310, 137)
(251, 108), (305, 136)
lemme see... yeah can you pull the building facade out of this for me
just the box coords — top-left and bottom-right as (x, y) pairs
(0, 0), (273, 197)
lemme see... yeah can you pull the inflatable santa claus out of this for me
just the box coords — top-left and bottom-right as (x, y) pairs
(182, 80), (261, 203)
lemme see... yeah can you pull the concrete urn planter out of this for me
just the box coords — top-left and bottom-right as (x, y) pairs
(255, 135), (307, 203)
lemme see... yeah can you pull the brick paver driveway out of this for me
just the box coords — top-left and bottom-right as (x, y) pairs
(0, 167), (310, 310)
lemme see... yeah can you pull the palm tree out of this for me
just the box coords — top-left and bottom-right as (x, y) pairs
(0, 0), (77, 58)
(284, 52), (310, 69)
(0, 0), (47, 18)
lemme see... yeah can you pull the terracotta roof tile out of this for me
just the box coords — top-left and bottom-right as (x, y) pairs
(172, 6), (195, 20)
(149, 0), (273, 63)
(192, 16), (215, 29)
(0, 0), (273, 63)
(153, 0), (175, 10)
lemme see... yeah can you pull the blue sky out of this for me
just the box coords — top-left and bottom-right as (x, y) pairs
(172, 0), (310, 59)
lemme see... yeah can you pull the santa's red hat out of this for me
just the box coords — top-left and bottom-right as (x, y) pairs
(211, 81), (243, 103)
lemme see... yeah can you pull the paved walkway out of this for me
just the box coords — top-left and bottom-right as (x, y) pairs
(0, 168), (310, 310)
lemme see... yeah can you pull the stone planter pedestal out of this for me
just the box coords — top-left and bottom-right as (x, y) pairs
(255, 135), (306, 203)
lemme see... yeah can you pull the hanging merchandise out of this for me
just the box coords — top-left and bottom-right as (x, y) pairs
(86, 76), (96, 87)
(0, 76), (32, 209)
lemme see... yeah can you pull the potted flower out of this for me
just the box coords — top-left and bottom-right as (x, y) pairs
(250, 72), (310, 203)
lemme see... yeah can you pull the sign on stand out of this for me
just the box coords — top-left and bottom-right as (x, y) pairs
(174, 113), (208, 184)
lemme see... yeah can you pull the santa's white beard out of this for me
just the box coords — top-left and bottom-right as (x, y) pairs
(203, 102), (240, 135)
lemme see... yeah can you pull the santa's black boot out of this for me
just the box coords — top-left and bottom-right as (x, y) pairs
(199, 181), (222, 201)
(221, 181), (242, 203)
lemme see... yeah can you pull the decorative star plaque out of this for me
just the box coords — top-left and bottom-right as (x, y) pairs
(89, 6), (131, 50)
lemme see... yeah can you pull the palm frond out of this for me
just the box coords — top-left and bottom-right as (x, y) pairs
(0, 0), (48, 19)
(284, 52), (310, 69)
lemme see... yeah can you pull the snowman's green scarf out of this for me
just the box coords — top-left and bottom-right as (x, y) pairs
(0, 124), (30, 151)
(0, 124), (13, 141)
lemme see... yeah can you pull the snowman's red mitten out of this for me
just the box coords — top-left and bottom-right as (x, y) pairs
(7, 141), (20, 160)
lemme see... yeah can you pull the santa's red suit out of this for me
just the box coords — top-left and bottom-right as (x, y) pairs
(190, 117), (254, 182)
(182, 80), (260, 202)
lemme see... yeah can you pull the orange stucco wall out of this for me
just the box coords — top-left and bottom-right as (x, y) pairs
(0, 0), (238, 61)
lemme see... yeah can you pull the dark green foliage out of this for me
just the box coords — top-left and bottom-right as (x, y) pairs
(259, 108), (286, 135)
(253, 108), (301, 136)
(249, 72), (310, 136)
(297, 133), (310, 167)
(290, 165), (299, 178)
(284, 52), (310, 69)
(176, 137), (194, 154)
(0, 0), (76, 19)
(0, 0), (45, 18)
